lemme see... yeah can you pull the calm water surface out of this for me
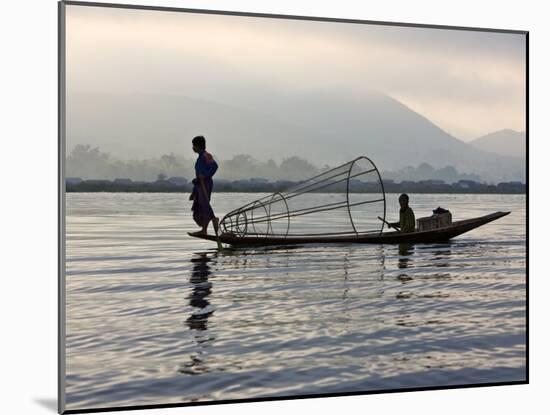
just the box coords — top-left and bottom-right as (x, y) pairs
(64, 193), (526, 410)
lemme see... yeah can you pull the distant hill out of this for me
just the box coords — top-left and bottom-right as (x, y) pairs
(66, 92), (316, 164)
(257, 91), (524, 180)
(469, 129), (526, 159)
(66, 91), (525, 182)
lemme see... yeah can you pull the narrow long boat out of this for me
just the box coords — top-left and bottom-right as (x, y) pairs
(187, 156), (511, 247)
(189, 211), (510, 247)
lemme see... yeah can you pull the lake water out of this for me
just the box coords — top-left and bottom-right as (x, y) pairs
(64, 192), (526, 411)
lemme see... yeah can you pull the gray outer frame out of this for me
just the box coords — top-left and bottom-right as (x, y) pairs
(58, 1), (66, 413)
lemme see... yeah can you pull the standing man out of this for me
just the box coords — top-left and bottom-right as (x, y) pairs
(189, 135), (219, 236)
(388, 193), (416, 233)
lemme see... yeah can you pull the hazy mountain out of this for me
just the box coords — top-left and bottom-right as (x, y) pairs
(469, 129), (526, 159)
(66, 92), (318, 163)
(252, 90), (524, 178)
(66, 91), (525, 182)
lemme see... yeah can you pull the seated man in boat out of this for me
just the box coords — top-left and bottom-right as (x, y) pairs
(189, 135), (219, 236)
(388, 193), (415, 233)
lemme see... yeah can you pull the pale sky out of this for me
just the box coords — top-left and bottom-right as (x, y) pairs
(66, 4), (526, 141)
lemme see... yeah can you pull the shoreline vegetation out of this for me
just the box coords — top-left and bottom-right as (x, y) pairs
(66, 145), (525, 185)
(66, 177), (526, 194)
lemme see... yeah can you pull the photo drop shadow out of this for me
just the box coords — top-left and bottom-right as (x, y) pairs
(34, 398), (57, 413)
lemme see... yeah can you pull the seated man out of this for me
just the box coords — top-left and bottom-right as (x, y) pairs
(388, 193), (415, 233)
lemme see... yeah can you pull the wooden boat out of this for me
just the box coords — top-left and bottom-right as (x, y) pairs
(189, 211), (510, 247)
(188, 156), (511, 247)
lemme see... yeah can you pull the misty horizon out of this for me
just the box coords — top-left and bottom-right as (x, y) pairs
(64, 4), (526, 185)
(66, 143), (525, 184)
(67, 90), (526, 157)
(66, 5), (525, 141)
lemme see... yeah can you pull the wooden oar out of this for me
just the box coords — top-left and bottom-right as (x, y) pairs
(378, 216), (401, 231)
(198, 177), (224, 251)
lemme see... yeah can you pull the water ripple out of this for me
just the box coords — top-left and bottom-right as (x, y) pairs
(64, 193), (526, 410)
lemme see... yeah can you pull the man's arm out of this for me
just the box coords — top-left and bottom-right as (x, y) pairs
(387, 220), (401, 229)
(197, 153), (218, 178)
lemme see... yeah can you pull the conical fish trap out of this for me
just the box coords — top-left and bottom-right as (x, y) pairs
(220, 156), (387, 239)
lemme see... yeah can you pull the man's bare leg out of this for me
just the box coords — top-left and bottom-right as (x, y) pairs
(212, 217), (219, 235)
(190, 216), (218, 237)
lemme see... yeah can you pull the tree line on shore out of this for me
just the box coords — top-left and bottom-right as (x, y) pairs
(67, 144), (495, 184)
(65, 175), (525, 194)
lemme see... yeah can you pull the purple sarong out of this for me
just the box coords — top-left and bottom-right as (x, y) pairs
(191, 177), (214, 227)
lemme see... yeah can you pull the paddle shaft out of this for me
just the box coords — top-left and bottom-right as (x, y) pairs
(378, 216), (401, 231)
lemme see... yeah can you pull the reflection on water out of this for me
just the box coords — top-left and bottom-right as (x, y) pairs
(431, 244), (452, 268)
(180, 253), (216, 376)
(186, 253), (215, 331)
(65, 193), (526, 410)
(398, 243), (414, 269)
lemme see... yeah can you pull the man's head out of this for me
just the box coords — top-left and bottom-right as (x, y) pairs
(192, 135), (206, 153)
(398, 193), (409, 209)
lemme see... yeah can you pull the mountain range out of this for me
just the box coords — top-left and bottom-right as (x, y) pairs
(66, 91), (526, 182)
(469, 129), (526, 159)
